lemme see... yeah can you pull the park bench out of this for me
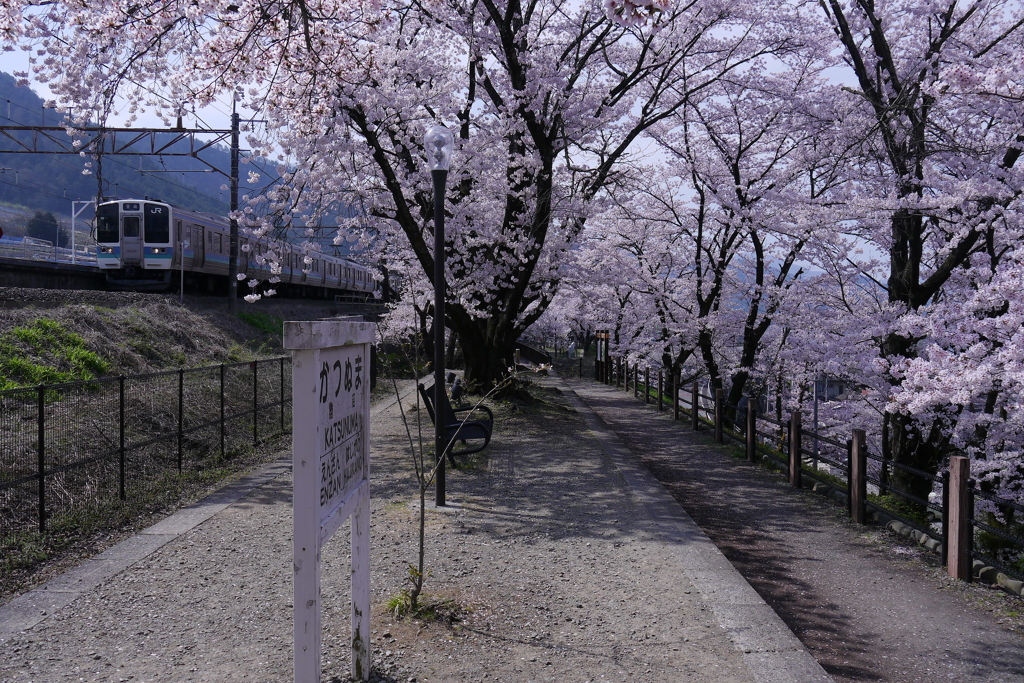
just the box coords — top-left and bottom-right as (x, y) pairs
(417, 383), (494, 466)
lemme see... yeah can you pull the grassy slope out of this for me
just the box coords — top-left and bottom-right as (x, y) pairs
(0, 303), (284, 389)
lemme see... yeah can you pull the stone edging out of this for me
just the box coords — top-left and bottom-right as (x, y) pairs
(764, 456), (1024, 599)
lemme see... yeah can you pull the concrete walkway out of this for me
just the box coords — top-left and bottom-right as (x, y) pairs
(0, 374), (830, 682)
(558, 380), (831, 682)
(567, 374), (1024, 682)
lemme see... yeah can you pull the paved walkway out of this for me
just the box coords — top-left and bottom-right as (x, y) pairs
(0, 375), (830, 682)
(567, 375), (1024, 682)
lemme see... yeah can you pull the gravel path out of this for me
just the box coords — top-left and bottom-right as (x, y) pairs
(0, 375), (815, 682)
(567, 377), (1024, 683)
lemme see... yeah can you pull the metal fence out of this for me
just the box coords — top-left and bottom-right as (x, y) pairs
(0, 239), (97, 265)
(595, 357), (1024, 590)
(0, 357), (291, 544)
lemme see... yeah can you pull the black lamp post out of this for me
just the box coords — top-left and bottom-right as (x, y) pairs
(425, 125), (454, 507)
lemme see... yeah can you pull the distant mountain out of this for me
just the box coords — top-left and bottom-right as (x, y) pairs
(0, 72), (263, 217)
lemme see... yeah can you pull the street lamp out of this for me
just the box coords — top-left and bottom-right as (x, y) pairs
(426, 124), (454, 507)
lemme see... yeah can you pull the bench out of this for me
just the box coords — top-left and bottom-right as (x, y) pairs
(418, 383), (494, 466)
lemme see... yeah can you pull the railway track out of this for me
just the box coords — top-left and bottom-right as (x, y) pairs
(0, 285), (386, 320)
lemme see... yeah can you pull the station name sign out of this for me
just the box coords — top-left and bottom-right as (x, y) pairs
(285, 320), (373, 683)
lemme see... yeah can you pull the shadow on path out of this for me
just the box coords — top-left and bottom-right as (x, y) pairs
(571, 377), (1024, 683)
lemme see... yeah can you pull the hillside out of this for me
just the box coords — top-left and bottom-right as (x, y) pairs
(0, 289), (301, 603)
(0, 290), (286, 390)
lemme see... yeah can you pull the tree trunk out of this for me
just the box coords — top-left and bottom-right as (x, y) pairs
(461, 338), (515, 390)
(885, 411), (948, 512)
(455, 316), (516, 391)
(445, 331), (458, 370)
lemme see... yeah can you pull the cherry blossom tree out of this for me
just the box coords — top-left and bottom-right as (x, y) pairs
(811, 0), (1024, 505)
(2, 0), (810, 389)
(566, 46), (853, 408)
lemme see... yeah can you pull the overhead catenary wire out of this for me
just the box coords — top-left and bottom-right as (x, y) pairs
(1, 96), (359, 239)
(0, 99), (287, 205)
(1, 101), (227, 203)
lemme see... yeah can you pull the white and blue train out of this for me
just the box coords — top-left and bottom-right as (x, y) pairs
(93, 198), (378, 298)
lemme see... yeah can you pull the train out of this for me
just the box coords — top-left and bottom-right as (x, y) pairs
(92, 198), (379, 298)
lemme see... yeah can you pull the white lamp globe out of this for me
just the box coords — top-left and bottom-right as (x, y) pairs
(424, 125), (454, 171)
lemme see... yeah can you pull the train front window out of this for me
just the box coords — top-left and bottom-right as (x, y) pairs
(123, 216), (140, 238)
(144, 203), (170, 243)
(96, 204), (119, 243)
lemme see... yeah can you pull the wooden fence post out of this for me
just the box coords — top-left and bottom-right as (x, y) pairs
(658, 370), (664, 411)
(618, 358), (623, 388)
(746, 399), (756, 463)
(178, 368), (185, 473)
(219, 364), (226, 460)
(691, 381), (699, 431)
(941, 470), (950, 568)
(850, 428), (867, 524)
(252, 361), (259, 447)
(644, 368), (650, 404)
(120, 375), (127, 501)
(947, 456), (972, 581)
(714, 388), (724, 444)
(789, 411), (802, 488)
(673, 372), (680, 420)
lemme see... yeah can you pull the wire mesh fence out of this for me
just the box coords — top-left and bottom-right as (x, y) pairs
(0, 357), (291, 548)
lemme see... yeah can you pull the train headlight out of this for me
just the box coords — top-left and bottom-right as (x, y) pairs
(99, 247), (114, 254)
(151, 247), (166, 254)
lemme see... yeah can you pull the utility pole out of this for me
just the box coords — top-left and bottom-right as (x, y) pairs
(228, 111), (240, 313)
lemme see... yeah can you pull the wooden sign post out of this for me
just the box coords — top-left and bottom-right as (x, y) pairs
(285, 320), (373, 683)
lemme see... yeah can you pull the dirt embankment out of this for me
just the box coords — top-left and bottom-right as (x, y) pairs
(0, 286), (299, 378)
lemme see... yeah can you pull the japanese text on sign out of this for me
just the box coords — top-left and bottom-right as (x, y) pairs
(316, 346), (366, 523)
